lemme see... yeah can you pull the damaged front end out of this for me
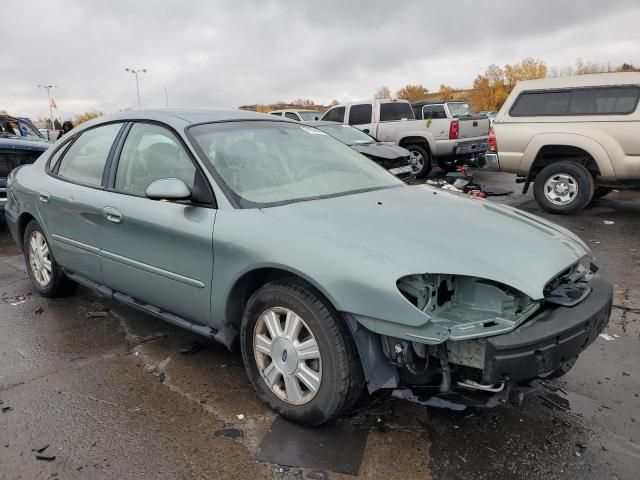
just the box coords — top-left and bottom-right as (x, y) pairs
(349, 261), (612, 410)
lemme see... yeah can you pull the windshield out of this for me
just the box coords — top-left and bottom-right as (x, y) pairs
(316, 124), (375, 145)
(448, 103), (472, 118)
(189, 121), (402, 207)
(298, 111), (321, 121)
(0, 118), (45, 141)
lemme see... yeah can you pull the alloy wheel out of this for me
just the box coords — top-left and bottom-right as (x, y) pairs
(544, 173), (579, 206)
(253, 307), (322, 405)
(28, 231), (52, 287)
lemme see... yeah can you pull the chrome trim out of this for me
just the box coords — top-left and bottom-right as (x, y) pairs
(483, 153), (500, 171)
(101, 250), (205, 289)
(51, 234), (101, 255)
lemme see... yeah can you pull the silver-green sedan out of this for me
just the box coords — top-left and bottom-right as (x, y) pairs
(5, 110), (612, 425)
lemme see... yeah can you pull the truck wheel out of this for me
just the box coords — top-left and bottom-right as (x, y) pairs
(23, 220), (77, 297)
(240, 280), (364, 425)
(592, 187), (613, 200)
(406, 145), (432, 178)
(533, 161), (595, 214)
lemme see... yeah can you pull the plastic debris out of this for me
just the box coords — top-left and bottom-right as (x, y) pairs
(236, 414), (245, 420)
(35, 307), (44, 314)
(214, 428), (244, 440)
(1, 406), (13, 413)
(306, 470), (328, 480)
(85, 311), (108, 318)
(598, 333), (615, 341)
(10, 297), (26, 306)
(179, 341), (203, 355)
(602, 220), (615, 225)
(32, 444), (50, 453)
(35, 453), (56, 461)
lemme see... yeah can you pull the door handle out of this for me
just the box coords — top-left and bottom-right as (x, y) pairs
(38, 192), (49, 204)
(103, 207), (122, 224)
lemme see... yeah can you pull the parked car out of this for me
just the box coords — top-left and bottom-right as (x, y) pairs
(321, 99), (488, 177)
(6, 109), (612, 425)
(1, 115), (50, 213)
(487, 72), (640, 214)
(411, 101), (490, 171)
(269, 109), (322, 121)
(38, 128), (60, 142)
(305, 121), (416, 180)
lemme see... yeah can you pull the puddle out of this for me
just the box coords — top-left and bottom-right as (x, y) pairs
(540, 389), (600, 420)
(255, 416), (368, 475)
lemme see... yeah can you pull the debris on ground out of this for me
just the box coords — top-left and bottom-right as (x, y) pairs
(305, 470), (329, 480)
(214, 428), (244, 440)
(426, 168), (512, 198)
(35, 307), (44, 314)
(86, 311), (109, 318)
(602, 220), (615, 225)
(179, 341), (203, 355)
(236, 414), (245, 420)
(35, 453), (56, 461)
(32, 443), (50, 453)
(1, 406), (13, 413)
(10, 296), (26, 306)
(139, 333), (169, 345)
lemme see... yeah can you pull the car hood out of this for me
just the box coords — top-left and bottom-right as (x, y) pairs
(350, 142), (409, 160)
(0, 137), (50, 152)
(262, 185), (591, 300)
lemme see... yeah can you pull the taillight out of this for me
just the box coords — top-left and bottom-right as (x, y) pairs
(449, 120), (459, 140)
(489, 127), (497, 152)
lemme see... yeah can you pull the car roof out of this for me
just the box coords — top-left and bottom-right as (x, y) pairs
(74, 109), (297, 131)
(269, 109), (321, 113)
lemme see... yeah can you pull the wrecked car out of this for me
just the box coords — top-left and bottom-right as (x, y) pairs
(305, 121), (416, 180)
(0, 115), (50, 213)
(5, 109), (612, 425)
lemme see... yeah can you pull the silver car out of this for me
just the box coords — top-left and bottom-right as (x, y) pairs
(5, 109), (612, 425)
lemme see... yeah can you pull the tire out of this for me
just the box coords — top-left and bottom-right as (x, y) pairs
(23, 220), (77, 298)
(532, 161), (595, 214)
(592, 187), (613, 200)
(437, 157), (458, 173)
(240, 280), (364, 425)
(406, 144), (432, 178)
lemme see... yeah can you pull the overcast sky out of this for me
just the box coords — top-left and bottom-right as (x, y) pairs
(2, 0), (639, 120)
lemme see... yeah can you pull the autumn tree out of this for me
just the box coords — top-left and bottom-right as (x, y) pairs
(374, 86), (392, 99)
(73, 111), (103, 125)
(254, 104), (271, 113)
(504, 58), (547, 90)
(0, 109), (8, 115)
(439, 84), (454, 101)
(396, 84), (429, 103)
(292, 98), (316, 108)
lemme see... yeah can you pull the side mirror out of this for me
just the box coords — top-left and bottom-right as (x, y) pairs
(145, 178), (191, 201)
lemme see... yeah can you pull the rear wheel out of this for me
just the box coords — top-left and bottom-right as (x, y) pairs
(533, 161), (595, 214)
(406, 144), (432, 178)
(240, 280), (364, 425)
(23, 220), (77, 297)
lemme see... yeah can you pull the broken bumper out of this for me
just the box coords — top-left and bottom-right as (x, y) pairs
(482, 274), (612, 385)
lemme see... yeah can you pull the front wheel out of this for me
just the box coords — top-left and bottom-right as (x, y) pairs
(240, 280), (364, 425)
(23, 220), (77, 297)
(532, 161), (595, 214)
(406, 144), (432, 178)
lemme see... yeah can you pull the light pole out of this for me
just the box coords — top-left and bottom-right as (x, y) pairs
(37, 84), (56, 129)
(124, 67), (147, 108)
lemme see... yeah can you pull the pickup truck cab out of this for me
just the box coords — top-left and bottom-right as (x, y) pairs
(489, 72), (640, 214)
(412, 101), (490, 171)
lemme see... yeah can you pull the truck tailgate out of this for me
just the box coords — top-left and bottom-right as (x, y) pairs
(458, 116), (490, 139)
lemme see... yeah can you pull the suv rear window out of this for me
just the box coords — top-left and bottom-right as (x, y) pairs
(510, 86), (640, 116)
(380, 102), (415, 122)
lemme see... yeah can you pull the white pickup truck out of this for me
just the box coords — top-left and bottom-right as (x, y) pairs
(321, 99), (489, 177)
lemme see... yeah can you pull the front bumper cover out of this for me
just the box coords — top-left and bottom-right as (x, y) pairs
(482, 274), (612, 385)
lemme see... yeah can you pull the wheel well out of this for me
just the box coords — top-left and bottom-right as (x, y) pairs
(529, 145), (600, 179)
(399, 137), (431, 152)
(17, 212), (36, 248)
(226, 268), (332, 332)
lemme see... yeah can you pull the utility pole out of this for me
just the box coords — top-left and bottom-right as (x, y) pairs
(164, 86), (169, 108)
(37, 84), (56, 129)
(124, 67), (147, 108)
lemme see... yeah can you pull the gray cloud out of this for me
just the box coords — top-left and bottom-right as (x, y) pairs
(1, 0), (639, 119)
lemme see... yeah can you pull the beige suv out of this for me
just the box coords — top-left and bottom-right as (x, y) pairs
(487, 72), (640, 213)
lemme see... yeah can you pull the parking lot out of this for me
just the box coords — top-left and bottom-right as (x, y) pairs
(1, 170), (638, 480)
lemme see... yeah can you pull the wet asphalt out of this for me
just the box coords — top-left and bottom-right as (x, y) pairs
(0, 171), (638, 480)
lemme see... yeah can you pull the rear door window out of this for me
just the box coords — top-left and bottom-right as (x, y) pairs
(380, 102), (415, 121)
(56, 123), (122, 186)
(510, 86), (640, 116)
(431, 105), (447, 119)
(322, 107), (345, 123)
(284, 112), (300, 121)
(348, 104), (373, 125)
